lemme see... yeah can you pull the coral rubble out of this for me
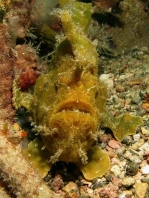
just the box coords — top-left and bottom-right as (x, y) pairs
(0, 123), (59, 198)
(0, 24), (15, 124)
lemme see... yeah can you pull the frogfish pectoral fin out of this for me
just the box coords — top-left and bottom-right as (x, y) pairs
(24, 138), (52, 178)
(102, 112), (143, 142)
(78, 146), (110, 180)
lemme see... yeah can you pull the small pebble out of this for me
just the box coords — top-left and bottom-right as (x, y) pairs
(133, 133), (140, 141)
(130, 90), (141, 104)
(141, 126), (149, 136)
(86, 188), (93, 194)
(115, 84), (125, 92)
(62, 181), (79, 195)
(142, 102), (149, 109)
(126, 161), (139, 176)
(81, 179), (92, 187)
(122, 136), (132, 145)
(141, 177), (149, 184)
(122, 177), (135, 187)
(139, 142), (149, 155)
(141, 46), (148, 52)
(135, 181), (148, 198)
(131, 138), (144, 150)
(111, 165), (121, 177)
(108, 139), (121, 149)
(105, 173), (113, 182)
(141, 165), (149, 174)
(92, 178), (106, 189)
(99, 74), (114, 89)
(125, 98), (131, 105)
(119, 190), (133, 198)
(124, 150), (133, 159)
(52, 175), (64, 192)
(117, 146), (126, 158)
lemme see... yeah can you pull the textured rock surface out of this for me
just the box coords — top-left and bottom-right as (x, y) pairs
(0, 24), (15, 123)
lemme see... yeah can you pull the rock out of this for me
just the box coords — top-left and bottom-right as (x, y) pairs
(122, 177), (135, 187)
(135, 181), (148, 198)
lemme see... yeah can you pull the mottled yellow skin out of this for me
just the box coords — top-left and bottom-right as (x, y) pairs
(33, 56), (106, 164)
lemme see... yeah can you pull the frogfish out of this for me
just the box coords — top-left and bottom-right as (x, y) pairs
(13, 0), (142, 180)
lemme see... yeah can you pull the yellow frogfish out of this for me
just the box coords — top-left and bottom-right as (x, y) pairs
(13, 0), (142, 180)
